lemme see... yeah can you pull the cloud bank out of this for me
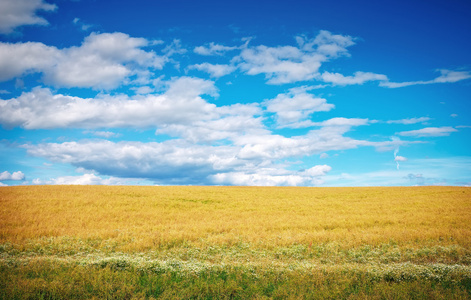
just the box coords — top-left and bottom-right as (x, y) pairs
(0, 32), (168, 89)
(0, 0), (57, 34)
(0, 171), (25, 181)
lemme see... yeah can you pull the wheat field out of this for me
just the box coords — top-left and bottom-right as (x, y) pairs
(1, 185), (470, 299)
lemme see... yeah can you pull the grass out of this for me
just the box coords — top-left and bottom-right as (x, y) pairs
(0, 185), (470, 298)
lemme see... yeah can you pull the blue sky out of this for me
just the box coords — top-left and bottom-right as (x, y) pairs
(0, 0), (470, 186)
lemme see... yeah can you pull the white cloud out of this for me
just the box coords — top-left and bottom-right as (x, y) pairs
(83, 131), (122, 138)
(237, 45), (315, 84)
(387, 117), (431, 124)
(0, 77), (270, 146)
(210, 165), (331, 186)
(380, 69), (471, 88)
(23, 139), (246, 184)
(72, 18), (93, 31)
(191, 34), (468, 90)
(188, 63), (236, 78)
(296, 30), (355, 56)
(431, 69), (471, 83)
(320, 153), (329, 159)
(46, 32), (166, 89)
(321, 71), (388, 86)
(0, 42), (59, 81)
(155, 104), (266, 142)
(22, 126), (403, 186)
(304, 164), (332, 177)
(397, 126), (458, 137)
(233, 121), (394, 161)
(191, 31), (371, 86)
(263, 87), (334, 128)
(162, 39), (187, 58)
(132, 86), (154, 94)
(394, 156), (407, 162)
(0, 171), (25, 181)
(0, 0), (57, 34)
(0, 32), (169, 89)
(236, 30), (355, 84)
(194, 42), (238, 56)
(391, 136), (402, 170)
(311, 117), (370, 127)
(0, 77), (219, 129)
(32, 173), (132, 185)
(323, 69), (470, 88)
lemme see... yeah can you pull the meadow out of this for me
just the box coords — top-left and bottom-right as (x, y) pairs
(0, 185), (470, 299)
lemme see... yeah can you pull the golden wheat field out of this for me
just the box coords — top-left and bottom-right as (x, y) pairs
(1, 185), (471, 299)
